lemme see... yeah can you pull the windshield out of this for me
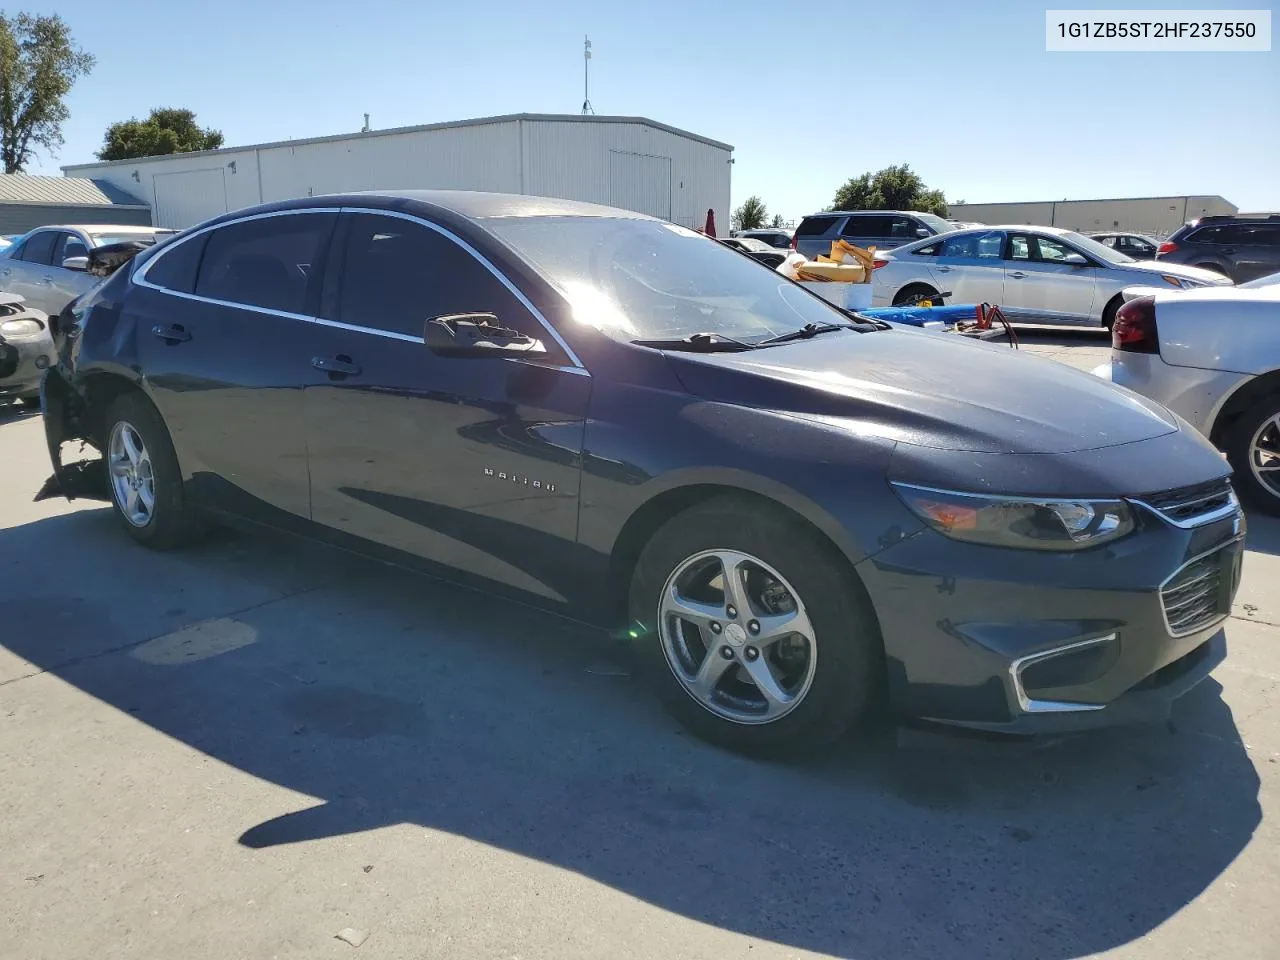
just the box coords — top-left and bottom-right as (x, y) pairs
(1240, 270), (1280, 289)
(1059, 230), (1136, 264)
(486, 216), (852, 343)
(918, 213), (957, 234)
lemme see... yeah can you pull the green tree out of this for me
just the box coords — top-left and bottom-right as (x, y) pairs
(831, 164), (948, 217)
(770, 213), (785, 228)
(0, 12), (94, 173)
(98, 107), (223, 161)
(732, 195), (768, 232)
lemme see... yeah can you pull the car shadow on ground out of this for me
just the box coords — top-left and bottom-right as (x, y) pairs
(0, 508), (1263, 960)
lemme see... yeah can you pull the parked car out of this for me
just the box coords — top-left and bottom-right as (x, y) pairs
(792, 210), (956, 259)
(0, 224), (178, 316)
(1103, 276), (1280, 514)
(733, 228), (793, 249)
(872, 225), (1231, 326)
(0, 293), (54, 409)
(1090, 232), (1160, 260)
(718, 236), (789, 268)
(39, 190), (1243, 754)
(1154, 214), (1280, 283)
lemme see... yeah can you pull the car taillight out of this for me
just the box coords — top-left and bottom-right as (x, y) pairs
(1156, 241), (1178, 255)
(872, 257), (889, 270)
(1112, 295), (1159, 353)
(790, 234), (798, 250)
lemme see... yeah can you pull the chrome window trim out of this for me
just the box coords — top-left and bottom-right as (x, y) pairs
(1157, 534), (1243, 638)
(1008, 634), (1115, 714)
(132, 205), (588, 375)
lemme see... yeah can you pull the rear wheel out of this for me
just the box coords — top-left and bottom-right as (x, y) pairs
(892, 283), (940, 306)
(1224, 395), (1280, 516)
(103, 391), (206, 548)
(1101, 294), (1124, 330)
(628, 496), (883, 756)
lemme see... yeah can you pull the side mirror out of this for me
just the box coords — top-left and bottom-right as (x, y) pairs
(424, 312), (547, 358)
(915, 228), (931, 238)
(1063, 253), (1089, 267)
(62, 256), (88, 271)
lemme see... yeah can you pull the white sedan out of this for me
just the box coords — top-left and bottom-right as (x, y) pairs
(1100, 271), (1280, 514)
(870, 225), (1230, 327)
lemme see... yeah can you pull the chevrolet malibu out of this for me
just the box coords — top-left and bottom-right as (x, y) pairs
(38, 191), (1245, 755)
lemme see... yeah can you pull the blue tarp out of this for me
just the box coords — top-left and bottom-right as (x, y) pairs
(855, 304), (981, 328)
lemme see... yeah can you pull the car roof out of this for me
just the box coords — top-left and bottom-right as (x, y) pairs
(800, 209), (938, 218)
(26, 224), (170, 233)
(321, 189), (656, 222)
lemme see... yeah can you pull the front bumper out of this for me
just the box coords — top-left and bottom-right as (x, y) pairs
(0, 329), (56, 399)
(858, 500), (1244, 734)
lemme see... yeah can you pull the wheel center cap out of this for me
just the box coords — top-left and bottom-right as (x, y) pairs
(725, 623), (747, 647)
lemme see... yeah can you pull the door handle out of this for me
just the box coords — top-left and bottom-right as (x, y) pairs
(1221, 248), (1236, 254)
(151, 324), (191, 343)
(937, 266), (952, 272)
(1008, 271), (1026, 279)
(312, 355), (361, 376)
(40, 276), (54, 284)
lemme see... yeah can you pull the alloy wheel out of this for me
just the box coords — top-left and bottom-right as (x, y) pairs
(108, 420), (156, 528)
(658, 549), (818, 724)
(1249, 412), (1280, 500)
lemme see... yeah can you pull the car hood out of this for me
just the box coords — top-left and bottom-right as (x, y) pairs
(663, 328), (1180, 455)
(1115, 260), (1231, 285)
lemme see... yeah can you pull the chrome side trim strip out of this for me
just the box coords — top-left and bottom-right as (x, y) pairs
(132, 204), (589, 375)
(1008, 634), (1114, 714)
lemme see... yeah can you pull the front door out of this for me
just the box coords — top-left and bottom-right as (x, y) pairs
(3, 229), (63, 314)
(133, 210), (338, 524)
(932, 230), (1006, 305)
(1003, 233), (1098, 323)
(304, 210), (591, 606)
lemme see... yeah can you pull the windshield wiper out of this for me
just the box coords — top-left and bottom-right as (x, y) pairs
(756, 322), (854, 346)
(631, 332), (757, 352)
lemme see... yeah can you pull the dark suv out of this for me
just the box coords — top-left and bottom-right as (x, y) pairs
(793, 210), (956, 259)
(1155, 214), (1280, 283)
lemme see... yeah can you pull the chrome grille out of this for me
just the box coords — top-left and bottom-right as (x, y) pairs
(1137, 477), (1236, 528)
(1160, 551), (1227, 637)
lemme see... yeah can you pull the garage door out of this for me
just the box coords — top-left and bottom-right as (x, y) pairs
(153, 168), (229, 229)
(608, 150), (672, 220)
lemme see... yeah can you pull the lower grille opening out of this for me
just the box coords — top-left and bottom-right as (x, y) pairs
(1020, 638), (1120, 698)
(1161, 548), (1231, 637)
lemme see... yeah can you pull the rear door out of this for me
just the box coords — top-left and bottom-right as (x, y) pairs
(840, 214), (893, 251)
(1003, 233), (1098, 323)
(4, 230), (63, 313)
(1225, 225), (1280, 282)
(133, 209), (338, 524)
(303, 209), (591, 605)
(931, 230), (1006, 304)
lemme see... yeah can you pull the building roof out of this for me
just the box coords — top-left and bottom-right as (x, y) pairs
(0, 173), (146, 206)
(951, 195), (1232, 206)
(63, 113), (734, 173)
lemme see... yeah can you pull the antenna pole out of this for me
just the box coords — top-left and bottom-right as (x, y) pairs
(582, 36), (594, 115)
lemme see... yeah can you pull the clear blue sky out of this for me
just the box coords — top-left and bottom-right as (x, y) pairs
(22, 0), (1280, 220)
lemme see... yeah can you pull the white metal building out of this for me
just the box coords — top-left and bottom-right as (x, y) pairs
(62, 114), (733, 233)
(948, 195), (1237, 238)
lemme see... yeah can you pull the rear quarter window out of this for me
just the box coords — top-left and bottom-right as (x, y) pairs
(842, 215), (893, 237)
(795, 216), (840, 236)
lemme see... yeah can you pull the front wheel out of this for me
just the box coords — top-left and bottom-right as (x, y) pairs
(1224, 395), (1280, 516)
(103, 391), (206, 548)
(628, 496), (884, 756)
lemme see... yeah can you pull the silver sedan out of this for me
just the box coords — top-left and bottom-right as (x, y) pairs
(870, 225), (1231, 327)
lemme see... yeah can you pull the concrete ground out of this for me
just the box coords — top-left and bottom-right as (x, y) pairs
(2, 328), (1277, 960)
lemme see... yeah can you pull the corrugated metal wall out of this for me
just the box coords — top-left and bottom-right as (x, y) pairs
(950, 196), (1239, 238)
(63, 118), (731, 233)
(0, 202), (151, 234)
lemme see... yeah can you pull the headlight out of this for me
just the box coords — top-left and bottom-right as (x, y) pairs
(892, 483), (1134, 551)
(0, 317), (43, 337)
(1162, 274), (1203, 289)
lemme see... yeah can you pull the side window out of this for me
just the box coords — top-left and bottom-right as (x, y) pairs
(144, 234), (208, 294)
(795, 215), (839, 237)
(1099, 236), (1117, 248)
(1033, 236), (1074, 262)
(843, 215), (891, 237)
(914, 241), (943, 257)
(1191, 226), (1224, 245)
(17, 231), (58, 265)
(195, 213), (334, 314)
(1253, 226), (1280, 247)
(941, 231), (1003, 259)
(889, 217), (919, 240)
(55, 234), (89, 265)
(333, 213), (537, 338)
(1008, 235), (1032, 260)
(5, 236), (28, 260)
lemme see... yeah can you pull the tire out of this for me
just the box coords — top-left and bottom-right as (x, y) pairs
(1101, 295), (1124, 331)
(892, 283), (940, 307)
(627, 495), (884, 756)
(1223, 393), (1280, 516)
(102, 391), (205, 548)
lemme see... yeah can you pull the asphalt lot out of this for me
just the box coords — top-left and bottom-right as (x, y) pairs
(2, 327), (1278, 960)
